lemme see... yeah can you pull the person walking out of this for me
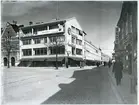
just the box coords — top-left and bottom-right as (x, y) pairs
(108, 60), (112, 68)
(112, 57), (123, 85)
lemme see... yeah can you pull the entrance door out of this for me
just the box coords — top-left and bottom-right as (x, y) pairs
(11, 57), (15, 66)
(4, 58), (7, 66)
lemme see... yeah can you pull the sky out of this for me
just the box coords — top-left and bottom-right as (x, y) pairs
(1, 1), (123, 57)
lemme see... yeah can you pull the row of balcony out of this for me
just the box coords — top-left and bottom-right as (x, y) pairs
(21, 26), (64, 37)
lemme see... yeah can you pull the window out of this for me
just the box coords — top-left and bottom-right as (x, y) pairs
(22, 39), (31, 45)
(34, 38), (41, 44)
(72, 37), (75, 43)
(76, 48), (82, 55)
(23, 29), (32, 35)
(96, 50), (98, 53)
(44, 37), (47, 43)
(49, 36), (65, 43)
(34, 48), (47, 55)
(71, 26), (76, 33)
(22, 49), (32, 56)
(49, 24), (58, 29)
(76, 39), (82, 45)
(79, 40), (82, 45)
(129, 15), (132, 33)
(72, 47), (75, 55)
(50, 46), (65, 55)
(79, 30), (83, 36)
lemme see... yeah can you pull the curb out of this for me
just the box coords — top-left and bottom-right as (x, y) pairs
(108, 70), (127, 104)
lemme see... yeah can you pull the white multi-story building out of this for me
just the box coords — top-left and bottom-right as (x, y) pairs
(19, 17), (86, 67)
(84, 40), (102, 65)
(18, 17), (105, 67)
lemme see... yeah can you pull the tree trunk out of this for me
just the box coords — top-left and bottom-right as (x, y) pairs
(7, 53), (10, 68)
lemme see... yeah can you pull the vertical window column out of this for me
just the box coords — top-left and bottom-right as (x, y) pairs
(32, 28), (34, 35)
(32, 48), (34, 56)
(32, 39), (34, 44)
(47, 26), (49, 30)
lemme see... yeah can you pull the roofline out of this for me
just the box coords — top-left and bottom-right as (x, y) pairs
(85, 40), (99, 50)
(21, 20), (66, 29)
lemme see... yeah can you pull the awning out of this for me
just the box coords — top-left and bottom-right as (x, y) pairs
(45, 57), (64, 61)
(70, 57), (83, 61)
(20, 58), (45, 61)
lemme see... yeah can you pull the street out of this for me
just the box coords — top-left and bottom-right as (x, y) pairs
(42, 66), (121, 104)
(2, 66), (123, 105)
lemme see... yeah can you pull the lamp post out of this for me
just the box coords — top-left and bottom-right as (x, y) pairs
(65, 51), (71, 68)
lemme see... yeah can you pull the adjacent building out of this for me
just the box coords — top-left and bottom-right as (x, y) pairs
(114, 1), (137, 93)
(1, 22), (21, 66)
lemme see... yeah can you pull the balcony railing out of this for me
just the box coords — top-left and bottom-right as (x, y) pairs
(22, 26), (64, 37)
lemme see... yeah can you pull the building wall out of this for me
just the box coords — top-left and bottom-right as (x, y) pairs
(1, 24), (20, 66)
(114, 1), (137, 76)
(65, 18), (84, 58)
(84, 41), (101, 61)
(19, 18), (85, 62)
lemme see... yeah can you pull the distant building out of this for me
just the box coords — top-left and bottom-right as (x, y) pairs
(18, 17), (106, 67)
(84, 40), (102, 65)
(1, 22), (20, 66)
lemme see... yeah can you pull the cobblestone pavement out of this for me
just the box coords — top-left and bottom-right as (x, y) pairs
(42, 66), (123, 104)
(2, 66), (124, 105)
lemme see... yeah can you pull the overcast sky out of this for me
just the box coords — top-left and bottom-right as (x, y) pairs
(1, 1), (123, 57)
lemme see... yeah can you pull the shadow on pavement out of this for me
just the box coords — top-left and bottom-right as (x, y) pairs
(41, 67), (103, 104)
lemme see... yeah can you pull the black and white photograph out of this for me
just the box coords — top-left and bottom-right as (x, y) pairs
(1, 0), (137, 104)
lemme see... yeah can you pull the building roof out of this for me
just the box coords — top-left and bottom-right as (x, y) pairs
(21, 19), (66, 30)
(84, 39), (99, 50)
(11, 24), (19, 33)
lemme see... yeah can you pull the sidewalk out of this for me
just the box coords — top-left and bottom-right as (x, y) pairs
(108, 66), (137, 104)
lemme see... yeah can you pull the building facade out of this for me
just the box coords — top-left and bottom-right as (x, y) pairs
(84, 40), (102, 65)
(18, 17), (85, 67)
(1, 22), (20, 67)
(114, 1), (137, 93)
(18, 17), (107, 67)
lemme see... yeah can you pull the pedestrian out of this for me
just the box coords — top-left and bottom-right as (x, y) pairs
(112, 57), (123, 85)
(96, 62), (99, 67)
(108, 60), (112, 68)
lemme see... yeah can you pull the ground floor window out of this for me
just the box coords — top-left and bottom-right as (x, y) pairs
(34, 48), (47, 55)
(76, 48), (82, 55)
(50, 46), (65, 55)
(22, 49), (32, 56)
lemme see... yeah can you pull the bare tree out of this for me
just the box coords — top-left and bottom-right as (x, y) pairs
(2, 31), (19, 68)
